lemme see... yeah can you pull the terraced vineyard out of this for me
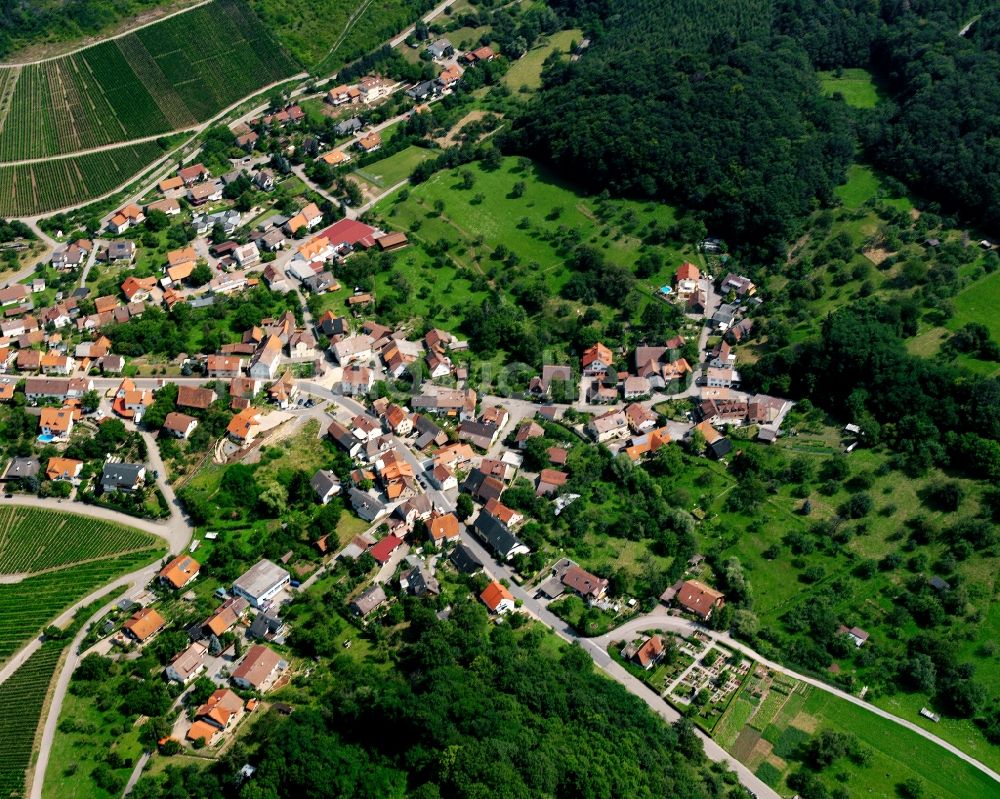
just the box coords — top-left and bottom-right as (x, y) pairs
(0, 0), (299, 163)
(0, 642), (63, 798)
(0, 507), (159, 575)
(0, 141), (166, 216)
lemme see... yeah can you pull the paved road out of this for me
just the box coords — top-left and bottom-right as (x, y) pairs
(389, 0), (455, 47)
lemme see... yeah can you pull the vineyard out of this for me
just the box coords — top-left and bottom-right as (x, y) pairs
(0, 0), (299, 163)
(0, 550), (163, 662)
(0, 642), (63, 798)
(0, 141), (166, 217)
(0, 507), (159, 576)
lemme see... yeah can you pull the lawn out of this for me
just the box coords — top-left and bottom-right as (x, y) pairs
(833, 164), (881, 209)
(818, 68), (881, 108)
(502, 29), (581, 91)
(950, 268), (1000, 341)
(353, 145), (437, 188)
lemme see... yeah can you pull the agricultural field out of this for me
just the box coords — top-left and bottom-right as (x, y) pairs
(0, 548), (164, 663)
(0, 141), (165, 216)
(0, 0), (298, 163)
(352, 144), (436, 189)
(0, 641), (64, 798)
(0, 507), (159, 575)
(713, 668), (999, 798)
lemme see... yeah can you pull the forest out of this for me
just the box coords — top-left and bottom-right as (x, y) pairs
(125, 606), (748, 799)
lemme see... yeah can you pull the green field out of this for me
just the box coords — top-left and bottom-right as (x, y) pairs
(715, 671), (999, 798)
(0, 141), (165, 216)
(833, 163), (881, 209)
(353, 145), (436, 188)
(502, 29), (581, 91)
(0, 0), (298, 162)
(818, 67), (881, 108)
(0, 642), (64, 798)
(951, 268), (1000, 341)
(0, 506), (159, 575)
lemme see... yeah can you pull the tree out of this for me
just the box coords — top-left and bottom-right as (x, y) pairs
(188, 262), (213, 288)
(80, 390), (101, 413)
(456, 493), (474, 521)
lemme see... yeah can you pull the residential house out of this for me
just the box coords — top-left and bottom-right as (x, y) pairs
(328, 420), (363, 457)
(333, 117), (363, 137)
(427, 512), (460, 545)
(163, 412), (198, 439)
(528, 364), (573, 397)
(166, 641), (209, 684)
(588, 409), (628, 443)
(384, 403), (412, 435)
(838, 625), (870, 648)
(100, 462), (145, 493)
(350, 584), (387, 618)
(188, 181), (223, 206)
(122, 608), (165, 643)
(581, 342), (613, 375)
(625, 403), (657, 434)
(45, 457), (83, 482)
(480, 580), (515, 614)
(177, 163), (209, 185)
(473, 511), (530, 561)
(233, 560), (290, 609)
(231, 645), (286, 692)
(400, 564), (440, 597)
(248, 335), (283, 381)
(160, 554), (200, 589)
(721, 273), (757, 297)
(483, 497), (523, 528)
(226, 407), (260, 444)
(465, 45), (496, 62)
(426, 38), (454, 59)
(674, 262), (700, 296)
(310, 469), (341, 504)
(356, 131), (382, 153)
(234, 243), (260, 268)
(190, 689), (245, 742)
(340, 364), (374, 396)
(331, 334), (374, 366)
(693, 419), (732, 459)
(39, 406), (74, 440)
(561, 565), (608, 601)
(206, 355), (244, 379)
(24, 377), (92, 402)
(536, 468), (569, 496)
(350, 486), (386, 522)
(705, 367), (739, 389)
(450, 543), (484, 575)
(623, 635), (665, 670)
(458, 420), (499, 451)
(177, 385), (217, 410)
(674, 579), (725, 620)
(710, 340), (736, 369)
(623, 375), (651, 400)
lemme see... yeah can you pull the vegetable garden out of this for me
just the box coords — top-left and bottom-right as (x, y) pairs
(0, 507), (159, 575)
(0, 0), (298, 163)
(0, 641), (63, 798)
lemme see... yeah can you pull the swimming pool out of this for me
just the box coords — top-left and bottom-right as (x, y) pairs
(37, 434), (55, 443)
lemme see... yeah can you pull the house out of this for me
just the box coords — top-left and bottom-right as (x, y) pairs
(437, 63), (463, 89)
(163, 412), (199, 439)
(2, 457), (40, 482)
(122, 608), (165, 643)
(461, 468), (504, 504)
(232, 560), (291, 609)
(458, 420), (499, 451)
(39, 406), (74, 440)
(232, 644), (286, 692)
(331, 334), (374, 366)
(158, 175), (184, 192)
(51, 244), (87, 270)
(248, 335), (283, 381)
(248, 611), (284, 642)
(234, 243), (260, 268)
(45, 457), (83, 482)
(450, 542), (483, 575)
(838, 625), (870, 648)
(188, 181), (223, 206)
(480, 580), (515, 614)
(426, 38), (453, 59)
(177, 163), (209, 185)
(674, 262), (700, 296)
(465, 45), (496, 62)
(384, 403), (412, 435)
(727, 318), (754, 344)
(406, 80), (441, 101)
(340, 364), (374, 396)
(625, 635), (665, 670)
(623, 375), (651, 400)
(204, 598), (248, 637)
(427, 512), (460, 545)
(625, 403), (657, 434)
(400, 564), (440, 596)
(588, 409), (628, 443)
(529, 364), (573, 397)
(328, 420), (364, 457)
(674, 579), (725, 620)
(24, 377), (92, 402)
(693, 420), (732, 459)
(376, 231), (408, 252)
(357, 132), (382, 153)
(310, 469), (341, 504)
(705, 367), (739, 389)
(623, 427), (671, 462)
(369, 534), (403, 564)
(710, 340), (736, 370)
(359, 76), (391, 103)
(334, 117), (363, 137)
(253, 169), (275, 191)
(206, 355), (245, 379)
(166, 641), (209, 684)
(101, 462), (146, 493)
(536, 468), (568, 496)
(326, 84), (359, 105)
(581, 342), (613, 375)
(193, 689), (245, 736)
(721, 273), (757, 297)
(412, 414), (447, 449)
(561, 565), (608, 601)
(176, 385), (217, 410)
(484, 497), (523, 528)
(159, 554), (200, 589)
(350, 584), (387, 617)
(121, 276), (156, 303)
(350, 486), (386, 522)
(473, 511), (530, 561)
(514, 421), (544, 449)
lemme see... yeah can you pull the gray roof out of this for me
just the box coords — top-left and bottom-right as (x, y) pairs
(101, 462), (144, 487)
(6, 457), (40, 478)
(311, 469), (340, 500)
(349, 486), (385, 521)
(335, 117), (363, 135)
(473, 511), (527, 560)
(402, 565), (439, 596)
(351, 584), (386, 616)
(233, 559), (290, 600)
(450, 543), (483, 574)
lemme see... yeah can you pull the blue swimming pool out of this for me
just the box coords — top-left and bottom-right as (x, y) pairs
(37, 434), (55, 443)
